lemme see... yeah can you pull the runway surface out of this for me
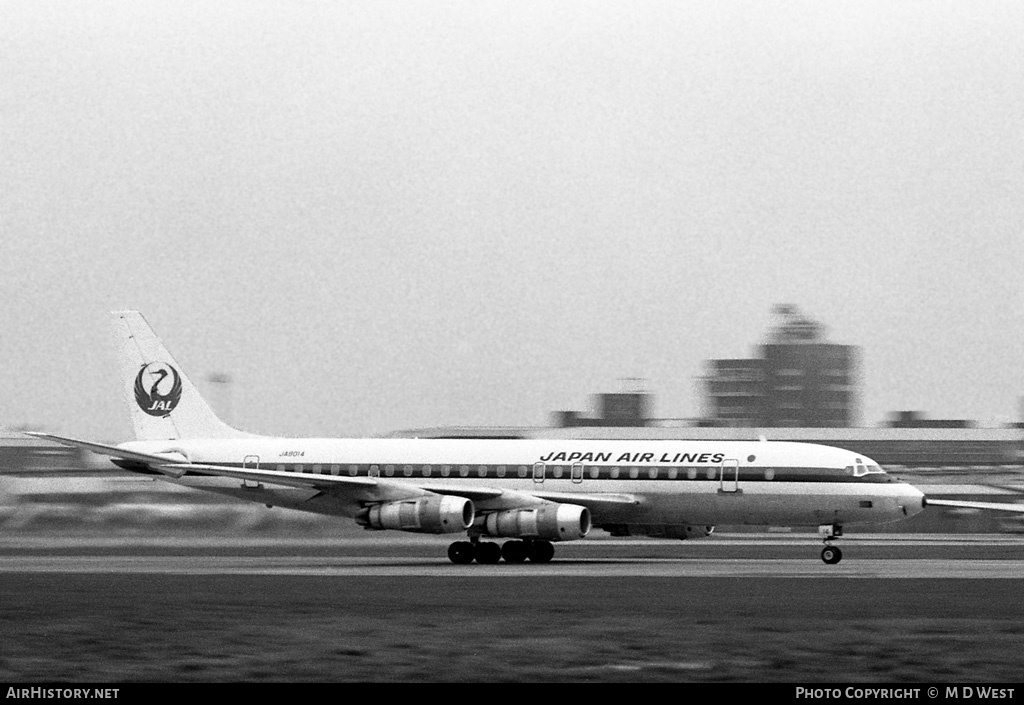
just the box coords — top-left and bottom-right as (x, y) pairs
(4, 556), (1024, 578)
(3, 534), (1024, 682)
(2, 533), (1023, 577)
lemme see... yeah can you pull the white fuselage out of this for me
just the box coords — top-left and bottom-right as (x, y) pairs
(120, 437), (926, 532)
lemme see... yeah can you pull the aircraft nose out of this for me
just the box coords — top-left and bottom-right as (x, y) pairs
(899, 484), (926, 518)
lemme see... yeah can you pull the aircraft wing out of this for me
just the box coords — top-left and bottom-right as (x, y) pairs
(170, 464), (512, 501)
(165, 465), (640, 513)
(926, 498), (1024, 513)
(26, 431), (640, 511)
(164, 463), (435, 503)
(175, 465), (623, 507)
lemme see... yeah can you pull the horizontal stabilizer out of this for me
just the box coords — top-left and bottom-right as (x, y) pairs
(23, 432), (189, 473)
(926, 498), (1024, 513)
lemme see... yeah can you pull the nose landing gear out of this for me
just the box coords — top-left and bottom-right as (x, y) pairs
(821, 544), (843, 564)
(819, 524), (843, 564)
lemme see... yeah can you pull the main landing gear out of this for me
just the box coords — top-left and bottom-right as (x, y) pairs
(447, 539), (555, 564)
(819, 524), (843, 565)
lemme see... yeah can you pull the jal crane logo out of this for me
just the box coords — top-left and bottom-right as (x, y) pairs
(134, 362), (182, 417)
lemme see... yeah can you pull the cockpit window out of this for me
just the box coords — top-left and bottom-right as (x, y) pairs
(849, 463), (886, 477)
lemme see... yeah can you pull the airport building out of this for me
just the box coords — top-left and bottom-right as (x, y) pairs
(554, 378), (650, 429)
(703, 304), (858, 427)
(554, 305), (859, 429)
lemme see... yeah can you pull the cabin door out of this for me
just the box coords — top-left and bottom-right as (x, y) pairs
(242, 455), (262, 489)
(720, 459), (740, 493)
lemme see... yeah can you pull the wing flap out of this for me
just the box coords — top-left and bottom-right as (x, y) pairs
(419, 486), (640, 511)
(417, 485), (506, 502)
(531, 490), (641, 508)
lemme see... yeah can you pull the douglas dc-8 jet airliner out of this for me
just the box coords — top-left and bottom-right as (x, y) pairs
(28, 311), (1015, 565)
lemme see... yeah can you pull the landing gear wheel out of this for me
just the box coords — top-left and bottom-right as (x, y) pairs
(526, 540), (555, 563)
(448, 541), (474, 564)
(821, 545), (843, 565)
(501, 541), (528, 564)
(474, 542), (502, 564)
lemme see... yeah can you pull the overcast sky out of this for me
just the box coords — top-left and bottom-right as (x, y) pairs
(2, 1), (1023, 440)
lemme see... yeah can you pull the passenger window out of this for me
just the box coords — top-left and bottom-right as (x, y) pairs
(385, 465), (395, 477)
(629, 467), (639, 479)
(589, 467), (600, 479)
(552, 466), (563, 479)
(610, 467), (620, 479)
(403, 465), (413, 477)
(330, 464), (340, 476)
(459, 465), (469, 477)
(518, 465), (528, 478)
(497, 465), (506, 478)
(313, 464), (322, 474)
(422, 465), (431, 477)
(348, 465), (358, 476)
(276, 464), (285, 472)
(647, 468), (658, 479)
(477, 465), (487, 477)
(442, 465), (451, 477)
(668, 468), (678, 479)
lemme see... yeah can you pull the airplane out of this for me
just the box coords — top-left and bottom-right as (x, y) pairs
(26, 311), (1019, 566)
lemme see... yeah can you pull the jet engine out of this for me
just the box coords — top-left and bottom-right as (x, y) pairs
(600, 524), (714, 540)
(358, 495), (474, 534)
(483, 503), (591, 541)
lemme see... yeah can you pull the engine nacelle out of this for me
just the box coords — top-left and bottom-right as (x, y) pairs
(483, 503), (591, 542)
(359, 496), (474, 534)
(600, 524), (715, 540)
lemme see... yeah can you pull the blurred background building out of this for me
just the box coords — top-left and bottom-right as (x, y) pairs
(703, 304), (857, 427)
(554, 377), (650, 429)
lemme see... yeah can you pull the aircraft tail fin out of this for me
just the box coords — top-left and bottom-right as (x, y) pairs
(111, 310), (253, 441)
